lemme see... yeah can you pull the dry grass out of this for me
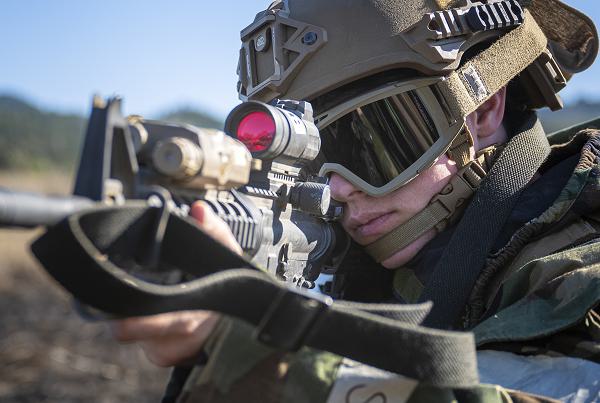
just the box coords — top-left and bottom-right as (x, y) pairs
(0, 170), (169, 402)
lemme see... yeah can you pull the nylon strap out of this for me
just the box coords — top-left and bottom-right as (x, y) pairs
(365, 200), (451, 261)
(30, 205), (479, 387)
(437, 10), (548, 120)
(419, 113), (551, 329)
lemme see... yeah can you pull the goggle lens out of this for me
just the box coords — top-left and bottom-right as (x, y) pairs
(320, 90), (440, 187)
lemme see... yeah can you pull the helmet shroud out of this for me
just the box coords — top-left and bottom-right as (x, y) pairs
(238, 0), (598, 110)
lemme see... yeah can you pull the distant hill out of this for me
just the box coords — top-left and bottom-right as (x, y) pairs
(0, 96), (85, 171)
(539, 100), (600, 134)
(0, 94), (599, 171)
(0, 95), (224, 171)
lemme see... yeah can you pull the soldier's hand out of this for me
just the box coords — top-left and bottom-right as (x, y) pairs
(110, 201), (242, 367)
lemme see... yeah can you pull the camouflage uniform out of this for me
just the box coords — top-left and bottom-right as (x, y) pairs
(163, 121), (600, 402)
(468, 126), (600, 359)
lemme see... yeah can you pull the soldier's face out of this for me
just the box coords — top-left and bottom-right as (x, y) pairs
(329, 154), (458, 269)
(328, 88), (508, 268)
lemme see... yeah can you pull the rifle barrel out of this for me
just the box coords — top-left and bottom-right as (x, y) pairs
(0, 188), (93, 228)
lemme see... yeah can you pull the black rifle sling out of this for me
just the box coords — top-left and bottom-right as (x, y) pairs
(31, 204), (478, 388)
(419, 113), (551, 329)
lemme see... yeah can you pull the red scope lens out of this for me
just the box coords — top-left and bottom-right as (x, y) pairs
(236, 111), (276, 153)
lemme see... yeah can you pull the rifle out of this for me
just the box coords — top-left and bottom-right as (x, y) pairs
(0, 96), (349, 289)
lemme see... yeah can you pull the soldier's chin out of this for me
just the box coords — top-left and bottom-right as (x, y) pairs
(380, 229), (437, 269)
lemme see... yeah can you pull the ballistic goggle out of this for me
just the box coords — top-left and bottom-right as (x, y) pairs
(315, 9), (564, 197)
(317, 77), (466, 197)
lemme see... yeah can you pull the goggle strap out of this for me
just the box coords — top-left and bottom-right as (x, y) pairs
(365, 160), (486, 263)
(437, 10), (548, 120)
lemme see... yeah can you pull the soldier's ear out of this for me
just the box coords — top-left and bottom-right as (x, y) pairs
(468, 87), (507, 145)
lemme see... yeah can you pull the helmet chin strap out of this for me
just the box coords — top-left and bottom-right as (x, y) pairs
(365, 125), (493, 263)
(365, 10), (550, 263)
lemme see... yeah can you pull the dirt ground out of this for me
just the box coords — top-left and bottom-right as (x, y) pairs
(0, 171), (169, 402)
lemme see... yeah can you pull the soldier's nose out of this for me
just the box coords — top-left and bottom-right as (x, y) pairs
(329, 173), (364, 202)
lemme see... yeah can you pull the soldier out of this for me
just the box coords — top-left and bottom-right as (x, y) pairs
(113, 0), (600, 401)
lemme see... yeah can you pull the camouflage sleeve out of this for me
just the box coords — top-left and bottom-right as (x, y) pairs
(173, 317), (559, 403)
(473, 242), (600, 360)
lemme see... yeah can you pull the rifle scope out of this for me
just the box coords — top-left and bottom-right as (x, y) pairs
(224, 100), (320, 168)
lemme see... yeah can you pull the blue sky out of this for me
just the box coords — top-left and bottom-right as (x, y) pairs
(1, 1), (599, 119)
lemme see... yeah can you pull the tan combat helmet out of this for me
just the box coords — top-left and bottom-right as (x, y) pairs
(237, 0), (597, 105)
(236, 0), (598, 263)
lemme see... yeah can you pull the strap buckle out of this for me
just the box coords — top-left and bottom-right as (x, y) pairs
(254, 287), (332, 351)
(431, 161), (484, 232)
(433, 166), (480, 216)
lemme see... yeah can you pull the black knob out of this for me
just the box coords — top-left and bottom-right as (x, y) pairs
(290, 182), (330, 216)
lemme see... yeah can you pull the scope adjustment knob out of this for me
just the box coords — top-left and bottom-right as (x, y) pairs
(152, 137), (204, 180)
(290, 182), (331, 216)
